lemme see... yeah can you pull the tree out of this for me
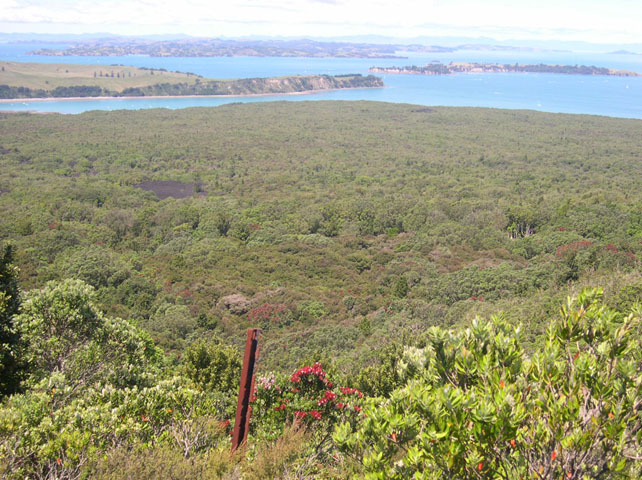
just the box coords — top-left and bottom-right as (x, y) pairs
(355, 343), (404, 397)
(505, 205), (541, 239)
(0, 244), (22, 397)
(214, 212), (231, 236)
(183, 337), (241, 394)
(15, 279), (159, 389)
(392, 276), (409, 298)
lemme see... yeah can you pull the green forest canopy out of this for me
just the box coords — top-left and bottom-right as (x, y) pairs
(0, 102), (642, 370)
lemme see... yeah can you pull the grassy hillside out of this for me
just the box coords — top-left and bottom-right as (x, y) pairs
(0, 61), (199, 90)
(0, 61), (383, 98)
(1, 102), (641, 371)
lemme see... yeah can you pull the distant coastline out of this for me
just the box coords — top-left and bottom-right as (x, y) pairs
(369, 62), (641, 77)
(25, 37), (569, 59)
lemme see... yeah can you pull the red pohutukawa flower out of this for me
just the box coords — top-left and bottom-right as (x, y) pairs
(340, 386), (363, 398)
(318, 390), (337, 406)
(290, 362), (328, 384)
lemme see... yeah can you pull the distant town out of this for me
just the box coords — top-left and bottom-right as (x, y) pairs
(369, 61), (641, 76)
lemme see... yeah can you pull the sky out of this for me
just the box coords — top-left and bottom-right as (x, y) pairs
(1, 0), (641, 45)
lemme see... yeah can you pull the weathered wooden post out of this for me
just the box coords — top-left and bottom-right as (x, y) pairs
(231, 328), (262, 451)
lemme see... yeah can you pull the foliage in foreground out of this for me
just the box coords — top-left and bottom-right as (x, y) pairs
(3, 274), (642, 479)
(0, 279), (234, 479)
(0, 275), (358, 479)
(335, 288), (642, 479)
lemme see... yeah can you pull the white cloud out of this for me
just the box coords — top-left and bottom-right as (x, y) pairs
(0, 0), (641, 43)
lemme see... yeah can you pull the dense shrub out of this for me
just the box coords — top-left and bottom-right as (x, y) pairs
(335, 289), (642, 479)
(183, 337), (241, 395)
(0, 244), (22, 397)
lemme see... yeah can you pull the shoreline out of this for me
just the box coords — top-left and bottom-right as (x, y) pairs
(0, 86), (385, 104)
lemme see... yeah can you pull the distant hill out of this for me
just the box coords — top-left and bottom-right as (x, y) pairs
(28, 38), (410, 58)
(25, 37), (561, 58)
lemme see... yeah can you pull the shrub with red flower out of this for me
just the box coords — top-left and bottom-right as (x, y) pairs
(555, 240), (592, 258)
(252, 362), (365, 441)
(339, 387), (363, 399)
(290, 362), (328, 385)
(247, 303), (290, 329)
(602, 243), (637, 266)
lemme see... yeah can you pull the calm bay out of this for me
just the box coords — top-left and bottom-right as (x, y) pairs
(1, 43), (641, 118)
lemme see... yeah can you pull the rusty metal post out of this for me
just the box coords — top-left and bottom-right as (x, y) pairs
(231, 328), (261, 451)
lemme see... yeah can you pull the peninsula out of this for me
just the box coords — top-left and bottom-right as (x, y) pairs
(369, 61), (641, 77)
(0, 61), (384, 99)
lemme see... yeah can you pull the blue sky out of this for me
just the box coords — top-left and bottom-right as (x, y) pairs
(1, 0), (641, 44)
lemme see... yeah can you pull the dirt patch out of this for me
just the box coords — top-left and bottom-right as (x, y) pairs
(134, 180), (196, 199)
(0, 146), (17, 155)
(0, 188), (10, 195)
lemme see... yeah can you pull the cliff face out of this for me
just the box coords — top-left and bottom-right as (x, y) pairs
(121, 74), (384, 96)
(0, 74), (384, 99)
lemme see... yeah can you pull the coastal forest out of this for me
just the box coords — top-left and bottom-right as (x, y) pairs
(2, 102), (642, 478)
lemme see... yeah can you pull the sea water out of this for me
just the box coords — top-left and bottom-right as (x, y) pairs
(1, 42), (641, 118)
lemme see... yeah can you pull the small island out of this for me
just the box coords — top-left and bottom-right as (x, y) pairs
(0, 61), (384, 99)
(369, 61), (641, 77)
(608, 50), (640, 55)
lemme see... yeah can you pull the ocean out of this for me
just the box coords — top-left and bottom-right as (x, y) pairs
(1, 42), (641, 118)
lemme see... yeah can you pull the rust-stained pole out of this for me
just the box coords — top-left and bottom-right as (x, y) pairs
(231, 328), (261, 451)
